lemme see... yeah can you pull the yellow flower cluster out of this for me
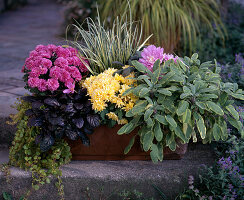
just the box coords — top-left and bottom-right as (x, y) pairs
(106, 112), (119, 121)
(106, 112), (128, 125)
(83, 68), (137, 112)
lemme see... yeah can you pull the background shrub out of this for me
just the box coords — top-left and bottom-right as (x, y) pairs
(98, 0), (225, 53)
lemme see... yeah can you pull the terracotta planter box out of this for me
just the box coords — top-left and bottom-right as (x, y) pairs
(67, 125), (188, 161)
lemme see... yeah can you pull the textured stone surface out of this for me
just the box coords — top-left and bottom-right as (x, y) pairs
(0, 117), (16, 145)
(0, 144), (215, 200)
(0, 0), (65, 118)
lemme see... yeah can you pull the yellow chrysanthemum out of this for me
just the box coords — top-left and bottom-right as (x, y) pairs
(106, 112), (119, 121)
(118, 119), (128, 125)
(123, 101), (135, 112)
(83, 68), (137, 112)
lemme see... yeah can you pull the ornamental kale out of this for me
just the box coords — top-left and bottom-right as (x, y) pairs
(21, 88), (100, 152)
(138, 45), (178, 71)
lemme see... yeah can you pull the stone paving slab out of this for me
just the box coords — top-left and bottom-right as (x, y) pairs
(0, 0), (65, 118)
(0, 144), (215, 200)
(0, 149), (9, 164)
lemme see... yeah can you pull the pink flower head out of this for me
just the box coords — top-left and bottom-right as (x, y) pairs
(63, 81), (75, 94)
(49, 66), (60, 79)
(23, 44), (90, 94)
(66, 57), (75, 65)
(59, 68), (71, 82)
(72, 56), (82, 67)
(173, 56), (179, 64)
(21, 65), (25, 73)
(139, 45), (179, 71)
(139, 45), (164, 71)
(39, 66), (48, 75)
(39, 50), (52, 58)
(33, 56), (43, 68)
(67, 47), (78, 56)
(47, 44), (57, 53)
(56, 46), (70, 58)
(163, 53), (174, 61)
(79, 58), (89, 72)
(29, 67), (41, 78)
(54, 57), (69, 68)
(35, 45), (46, 52)
(47, 78), (59, 91)
(68, 66), (82, 81)
(41, 58), (52, 69)
(29, 50), (39, 58)
(25, 57), (34, 70)
(37, 79), (47, 92)
(28, 77), (40, 88)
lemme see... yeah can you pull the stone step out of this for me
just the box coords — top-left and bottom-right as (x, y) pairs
(0, 116), (16, 146)
(0, 144), (215, 200)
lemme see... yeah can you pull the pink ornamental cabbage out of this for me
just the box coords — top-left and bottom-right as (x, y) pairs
(139, 45), (178, 71)
(22, 44), (89, 94)
(139, 45), (164, 71)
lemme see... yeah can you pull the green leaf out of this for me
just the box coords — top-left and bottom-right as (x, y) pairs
(200, 61), (213, 68)
(2, 192), (12, 200)
(230, 93), (244, 100)
(146, 117), (154, 127)
(176, 100), (189, 116)
(139, 88), (150, 97)
(117, 116), (140, 135)
(132, 60), (152, 75)
(173, 126), (186, 142)
(157, 89), (172, 96)
(46, 178), (51, 184)
(198, 94), (218, 100)
(124, 136), (135, 154)
(145, 96), (153, 104)
(165, 115), (177, 128)
(132, 84), (148, 96)
(154, 114), (168, 125)
(196, 115), (206, 139)
(168, 140), (176, 151)
(168, 75), (184, 82)
(227, 116), (242, 131)
(180, 93), (192, 99)
(143, 131), (154, 151)
(122, 87), (134, 96)
(183, 86), (191, 94)
(33, 185), (40, 191)
(206, 101), (224, 116)
(191, 53), (198, 60)
(154, 121), (163, 142)
(213, 123), (221, 141)
(195, 101), (206, 110)
(126, 100), (147, 117)
(183, 109), (191, 123)
(166, 86), (179, 92)
(144, 108), (154, 121)
(152, 59), (162, 83)
(166, 132), (173, 146)
(157, 143), (163, 161)
(150, 144), (159, 163)
(183, 123), (193, 140)
(226, 105), (239, 120)
(158, 71), (175, 84)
